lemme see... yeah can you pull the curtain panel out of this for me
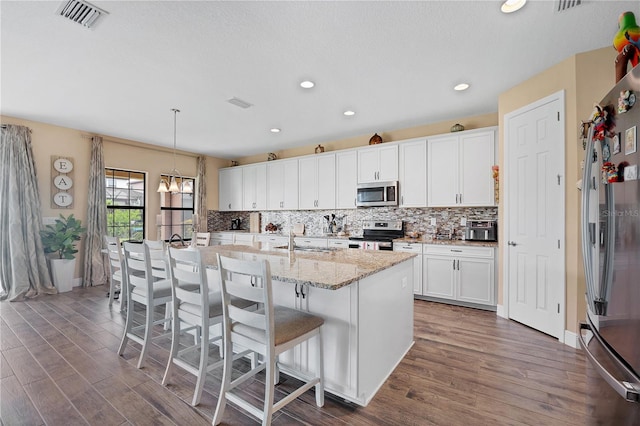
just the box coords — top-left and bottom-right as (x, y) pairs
(82, 136), (107, 287)
(196, 155), (207, 232)
(0, 125), (56, 300)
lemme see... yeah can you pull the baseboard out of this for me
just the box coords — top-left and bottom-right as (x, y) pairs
(564, 330), (579, 349)
(496, 304), (506, 318)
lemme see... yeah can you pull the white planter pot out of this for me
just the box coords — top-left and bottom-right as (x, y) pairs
(49, 258), (76, 293)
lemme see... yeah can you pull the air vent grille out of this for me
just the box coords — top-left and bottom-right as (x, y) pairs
(227, 97), (253, 109)
(57, 0), (108, 29)
(556, 0), (582, 12)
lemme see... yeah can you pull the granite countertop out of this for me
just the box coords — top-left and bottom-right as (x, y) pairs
(393, 237), (498, 248)
(198, 243), (415, 290)
(212, 231), (353, 240)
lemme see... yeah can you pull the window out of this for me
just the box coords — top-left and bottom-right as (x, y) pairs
(159, 176), (195, 242)
(106, 169), (145, 242)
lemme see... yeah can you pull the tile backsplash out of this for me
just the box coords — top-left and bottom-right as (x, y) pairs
(208, 206), (497, 240)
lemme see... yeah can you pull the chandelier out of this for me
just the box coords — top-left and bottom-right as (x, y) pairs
(157, 108), (193, 193)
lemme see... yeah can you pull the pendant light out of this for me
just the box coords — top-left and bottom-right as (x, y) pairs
(158, 108), (192, 194)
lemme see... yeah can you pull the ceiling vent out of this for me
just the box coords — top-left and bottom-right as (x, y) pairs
(56, 0), (108, 29)
(227, 97), (253, 109)
(555, 0), (582, 12)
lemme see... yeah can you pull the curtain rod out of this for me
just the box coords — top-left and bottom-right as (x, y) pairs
(1, 124), (32, 132)
(81, 133), (199, 158)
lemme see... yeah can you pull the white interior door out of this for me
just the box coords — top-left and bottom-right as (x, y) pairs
(504, 91), (565, 339)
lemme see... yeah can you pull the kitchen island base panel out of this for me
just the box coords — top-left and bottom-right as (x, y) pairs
(272, 259), (414, 406)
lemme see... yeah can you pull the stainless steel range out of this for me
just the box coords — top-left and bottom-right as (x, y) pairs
(349, 220), (403, 251)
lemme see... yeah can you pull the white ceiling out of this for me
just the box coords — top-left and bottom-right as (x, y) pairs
(1, 1), (634, 159)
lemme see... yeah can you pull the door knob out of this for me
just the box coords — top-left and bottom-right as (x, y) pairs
(508, 241), (517, 246)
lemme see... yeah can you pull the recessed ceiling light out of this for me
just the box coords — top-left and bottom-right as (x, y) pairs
(454, 83), (470, 91)
(300, 80), (315, 89)
(501, 0), (526, 13)
(270, 128), (281, 133)
(343, 110), (356, 116)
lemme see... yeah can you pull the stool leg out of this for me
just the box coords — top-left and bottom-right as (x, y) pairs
(162, 303), (180, 386)
(137, 301), (154, 369)
(213, 335), (233, 425)
(191, 321), (208, 406)
(117, 293), (133, 356)
(262, 355), (276, 426)
(315, 329), (324, 407)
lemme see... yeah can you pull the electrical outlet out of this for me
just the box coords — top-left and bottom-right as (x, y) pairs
(460, 217), (467, 226)
(430, 217), (436, 226)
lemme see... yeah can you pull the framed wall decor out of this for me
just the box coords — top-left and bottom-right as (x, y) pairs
(51, 156), (74, 208)
(625, 126), (637, 156)
(612, 133), (621, 155)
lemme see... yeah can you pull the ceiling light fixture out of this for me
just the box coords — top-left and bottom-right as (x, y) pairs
(501, 0), (526, 13)
(300, 80), (315, 89)
(343, 110), (356, 116)
(270, 128), (281, 133)
(454, 83), (470, 91)
(158, 108), (192, 194)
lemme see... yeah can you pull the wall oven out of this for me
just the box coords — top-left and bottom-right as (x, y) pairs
(356, 181), (398, 207)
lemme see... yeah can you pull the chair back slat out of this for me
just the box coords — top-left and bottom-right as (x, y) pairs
(229, 305), (266, 330)
(217, 253), (275, 349)
(168, 247), (209, 311)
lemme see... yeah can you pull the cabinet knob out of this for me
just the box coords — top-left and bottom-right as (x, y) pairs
(508, 241), (518, 246)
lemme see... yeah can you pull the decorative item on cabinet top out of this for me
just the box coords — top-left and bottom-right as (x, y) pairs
(369, 133), (383, 145)
(450, 123), (465, 132)
(267, 152), (277, 161)
(315, 144), (325, 154)
(230, 160), (239, 167)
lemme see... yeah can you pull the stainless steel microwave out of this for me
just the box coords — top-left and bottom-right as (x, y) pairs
(356, 181), (398, 207)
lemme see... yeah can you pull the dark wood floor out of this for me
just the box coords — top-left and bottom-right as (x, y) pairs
(1, 285), (592, 425)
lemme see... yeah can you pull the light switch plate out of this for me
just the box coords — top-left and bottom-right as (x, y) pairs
(624, 164), (637, 181)
(430, 218), (436, 226)
(460, 217), (467, 226)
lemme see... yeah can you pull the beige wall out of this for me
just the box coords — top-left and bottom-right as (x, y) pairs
(1, 115), (223, 282)
(497, 46), (617, 334)
(236, 112), (498, 165)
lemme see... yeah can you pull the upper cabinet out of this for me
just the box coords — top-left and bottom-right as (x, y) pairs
(398, 138), (427, 207)
(357, 144), (398, 183)
(299, 153), (336, 210)
(267, 159), (299, 211)
(219, 167), (243, 212)
(427, 127), (496, 207)
(242, 163), (267, 211)
(335, 150), (358, 209)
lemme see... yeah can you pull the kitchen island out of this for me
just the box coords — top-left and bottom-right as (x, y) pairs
(199, 244), (415, 406)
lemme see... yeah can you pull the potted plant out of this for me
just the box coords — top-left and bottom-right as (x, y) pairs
(40, 213), (86, 292)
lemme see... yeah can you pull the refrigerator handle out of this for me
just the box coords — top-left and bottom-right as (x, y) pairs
(581, 124), (597, 309)
(578, 322), (640, 403)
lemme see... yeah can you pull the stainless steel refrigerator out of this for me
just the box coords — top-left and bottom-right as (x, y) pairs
(581, 64), (640, 424)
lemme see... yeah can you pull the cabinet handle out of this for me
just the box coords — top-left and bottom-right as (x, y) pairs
(459, 193), (463, 204)
(450, 249), (462, 252)
(453, 260), (456, 270)
(456, 259), (460, 270)
(354, 198), (356, 206)
(401, 195), (404, 205)
(294, 283), (300, 298)
(300, 285), (306, 299)
(455, 194), (459, 204)
(228, 203), (231, 209)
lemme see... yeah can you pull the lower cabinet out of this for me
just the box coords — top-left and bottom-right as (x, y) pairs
(422, 244), (496, 308)
(393, 242), (423, 295)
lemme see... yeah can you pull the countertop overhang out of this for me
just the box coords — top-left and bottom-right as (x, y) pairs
(198, 244), (415, 290)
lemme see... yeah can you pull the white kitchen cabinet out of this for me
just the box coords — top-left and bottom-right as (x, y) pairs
(335, 150), (358, 209)
(219, 167), (243, 212)
(267, 159), (299, 211)
(427, 127), (496, 207)
(357, 144), (398, 183)
(256, 234), (289, 247)
(210, 232), (234, 246)
(328, 239), (350, 249)
(242, 163), (267, 211)
(393, 242), (423, 294)
(294, 237), (328, 248)
(423, 244), (496, 307)
(298, 153), (336, 210)
(398, 138), (427, 207)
